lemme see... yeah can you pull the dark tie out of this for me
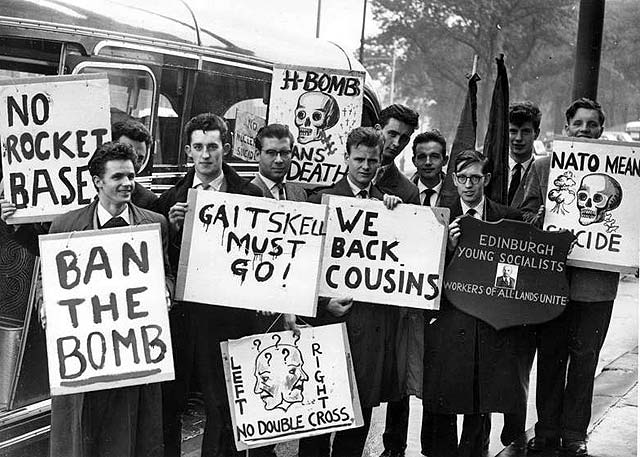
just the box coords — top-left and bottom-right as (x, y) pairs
(508, 164), (522, 205)
(423, 189), (435, 206)
(276, 183), (286, 200)
(200, 182), (211, 190)
(357, 189), (368, 199)
(101, 216), (128, 229)
(466, 208), (477, 218)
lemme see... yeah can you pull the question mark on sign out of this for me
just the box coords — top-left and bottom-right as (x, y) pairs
(253, 340), (261, 351)
(265, 352), (272, 366)
(272, 334), (281, 347)
(282, 348), (290, 362)
(293, 332), (301, 346)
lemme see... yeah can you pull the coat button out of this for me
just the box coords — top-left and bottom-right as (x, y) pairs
(459, 330), (465, 336)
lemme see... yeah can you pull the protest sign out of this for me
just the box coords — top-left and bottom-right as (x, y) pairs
(268, 65), (364, 186)
(176, 190), (327, 316)
(0, 74), (110, 224)
(221, 323), (362, 450)
(319, 195), (448, 309)
(39, 224), (174, 395)
(444, 217), (575, 329)
(233, 110), (266, 162)
(544, 137), (640, 273)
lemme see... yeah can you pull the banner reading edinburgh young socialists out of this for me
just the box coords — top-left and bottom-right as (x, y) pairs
(221, 324), (363, 450)
(1, 74), (110, 224)
(544, 137), (640, 273)
(268, 65), (364, 186)
(39, 224), (174, 396)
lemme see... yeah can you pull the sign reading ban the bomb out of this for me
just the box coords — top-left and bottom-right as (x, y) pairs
(1, 74), (111, 224)
(268, 65), (364, 186)
(39, 224), (174, 395)
(221, 324), (363, 450)
(176, 190), (327, 316)
(444, 217), (575, 329)
(544, 137), (640, 273)
(319, 195), (449, 309)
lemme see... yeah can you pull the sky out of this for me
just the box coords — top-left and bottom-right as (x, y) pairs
(186, 0), (377, 56)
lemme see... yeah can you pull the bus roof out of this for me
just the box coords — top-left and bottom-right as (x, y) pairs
(0, 0), (365, 71)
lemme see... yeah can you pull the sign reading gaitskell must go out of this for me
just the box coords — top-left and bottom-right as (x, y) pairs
(544, 137), (640, 274)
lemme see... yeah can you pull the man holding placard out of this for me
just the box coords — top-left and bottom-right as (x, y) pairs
(299, 127), (402, 457)
(422, 150), (527, 457)
(45, 141), (174, 457)
(521, 99), (618, 456)
(155, 113), (262, 457)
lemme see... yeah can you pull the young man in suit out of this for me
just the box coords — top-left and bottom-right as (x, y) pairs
(375, 104), (422, 457)
(411, 129), (448, 206)
(111, 119), (158, 209)
(422, 150), (530, 457)
(521, 98), (615, 457)
(507, 101), (541, 208)
(154, 113), (262, 457)
(47, 141), (174, 457)
(299, 127), (401, 457)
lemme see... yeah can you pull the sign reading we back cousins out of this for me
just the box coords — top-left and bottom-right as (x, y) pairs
(0, 74), (110, 224)
(268, 65), (364, 186)
(544, 137), (640, 273)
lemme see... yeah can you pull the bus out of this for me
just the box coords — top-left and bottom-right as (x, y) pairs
(0, 1), (381, 454)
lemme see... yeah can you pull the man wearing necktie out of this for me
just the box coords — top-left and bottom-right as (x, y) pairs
(47, 141), (174, 457)
(422, 150), (527, 457)
(411, 130), (448, 207)
(154, 113), (262, 457)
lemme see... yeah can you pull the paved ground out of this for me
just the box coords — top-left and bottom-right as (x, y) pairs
(182, 275), (638, 457)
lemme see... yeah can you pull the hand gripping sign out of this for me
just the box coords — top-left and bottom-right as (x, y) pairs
(221, 323), (363, 450)
(444, 217), (575, 330)
(544, 137), (640, 274)
(39, 224), (174, 395)
(1, 74), (110, 223)
(268, 65), (365, 186)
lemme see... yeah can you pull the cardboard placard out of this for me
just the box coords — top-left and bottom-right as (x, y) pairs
(268, 65), (364, 186)
(233, 110), (266, 162)
(544, 137), (640, 273)
(221, 323), (363, 450)
(176, 190), (327, 316)
(39, 224), (174, 395)
(444, 217), (575, 329)
(0, 74), (111, 223)
(319, 195), (449, 309)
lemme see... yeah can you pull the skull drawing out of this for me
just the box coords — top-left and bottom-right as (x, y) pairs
(576, 173), (622, 226)
(294, 91), (340, 144)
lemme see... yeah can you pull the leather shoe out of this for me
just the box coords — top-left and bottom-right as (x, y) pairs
(562, 440), (588, 456)
(379, 450), (404, 457)
(527, 436), (560, 452)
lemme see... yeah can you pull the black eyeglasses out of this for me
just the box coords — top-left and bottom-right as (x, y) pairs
(264, 149), (292, 158)
(454, 174), (485, 185)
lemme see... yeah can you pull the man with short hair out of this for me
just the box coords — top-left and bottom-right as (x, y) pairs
(48, 141), (173, 457)
(375, 104), (422, 457)
(299, 127), (402, 457)
(155, 113), (262, 457)
(111, 119), (158, 209)
(422, 150), (527, 457)
(411, 129), (448, 206)
(521, 98), (615, 457)
(507, 101), (541, 207)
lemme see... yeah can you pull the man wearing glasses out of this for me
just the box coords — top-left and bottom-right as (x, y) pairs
(421, 150), (528, 457)
(155, 113), (262, 457)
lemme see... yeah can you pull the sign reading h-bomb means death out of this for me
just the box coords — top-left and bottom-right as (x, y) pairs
(221, 323), (363, 450)
(39, 224), (174, 395)
(268, 65), (364, 186)
(444, 217), (575, 330)
(0, 74), (111, 224)
(544, 137), (640, 273)
(176, 190), (327, 316)
(319, 195), (449, 309)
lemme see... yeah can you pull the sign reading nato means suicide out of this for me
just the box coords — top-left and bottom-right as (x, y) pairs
(1, 74), (110, 224)
(444, 217), (574, 330)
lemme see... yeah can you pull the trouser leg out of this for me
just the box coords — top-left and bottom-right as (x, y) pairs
(382, 397), (410, 453)
(420, 412), (457, 457)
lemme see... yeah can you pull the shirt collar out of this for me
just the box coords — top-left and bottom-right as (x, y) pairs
(509, 155), (534, 173)
(259, 173), (284, 195)
(346, 175), (372, 197)
(192, 170), (225, 191)
(417, 179), (443, 195)
(96, 201), (130, 227)
(460, 197), (485, 220)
